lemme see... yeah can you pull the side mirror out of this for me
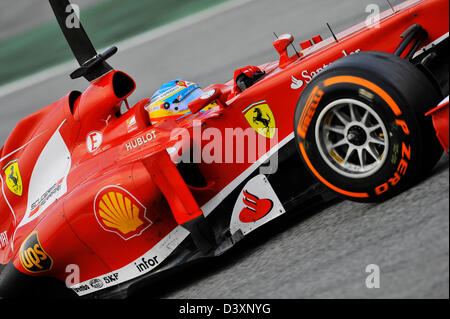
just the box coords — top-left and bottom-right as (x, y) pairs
(273, 33), (301, 68)
(188, 86), (227, 114)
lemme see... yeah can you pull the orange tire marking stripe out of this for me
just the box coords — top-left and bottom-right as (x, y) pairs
(299, 142), (369, 198)
(323, 76), (402, 116)
(298, 86), (319, 135)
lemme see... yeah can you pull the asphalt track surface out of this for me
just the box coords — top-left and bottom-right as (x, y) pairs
(0, 0), (448, 298)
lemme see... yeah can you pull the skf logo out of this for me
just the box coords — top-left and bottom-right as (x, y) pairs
(94, 186), (153, 240)
(19, 231), (53, 273)
(239, 190), (273, 223)
(103, 273), (119, 284)
(3, 161), (23, 196)
(243, 101), (276, 139)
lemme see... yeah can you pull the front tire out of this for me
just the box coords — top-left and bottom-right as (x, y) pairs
(294, 51), (443, 202)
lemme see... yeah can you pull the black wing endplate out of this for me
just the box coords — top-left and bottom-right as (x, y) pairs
(49, 0), (117, 81)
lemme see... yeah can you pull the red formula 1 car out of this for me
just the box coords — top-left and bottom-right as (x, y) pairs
(0, 0), (448, 298)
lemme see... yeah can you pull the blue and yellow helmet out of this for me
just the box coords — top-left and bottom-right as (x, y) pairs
(147, 79), (204, 123)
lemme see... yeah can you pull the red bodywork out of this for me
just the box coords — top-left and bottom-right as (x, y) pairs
(426, 98), (449, 152)
(0, 0), (448, 296)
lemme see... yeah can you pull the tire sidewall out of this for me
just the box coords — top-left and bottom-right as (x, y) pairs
(294, 67), (425, 201)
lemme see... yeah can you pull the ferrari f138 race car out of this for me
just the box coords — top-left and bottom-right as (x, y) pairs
(0, 0), (448, 298)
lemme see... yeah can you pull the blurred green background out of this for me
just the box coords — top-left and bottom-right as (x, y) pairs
(0, 0), (228, 87)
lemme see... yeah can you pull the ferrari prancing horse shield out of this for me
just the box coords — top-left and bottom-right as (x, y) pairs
(3, 161), (23, 196)
(243, 100), (276, 139)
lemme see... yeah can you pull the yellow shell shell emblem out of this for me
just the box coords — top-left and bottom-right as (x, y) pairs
(94, 186), (152, 240)
(243, 100), (276, 139)
(3, 161), (23, 196)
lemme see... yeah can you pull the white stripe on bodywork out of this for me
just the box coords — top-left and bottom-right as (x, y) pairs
(438, 96), (449, 106)
(0, 173), (16, 251)
(0, 130), (48, 164)
(412, 32), (449, 59)
(70, 225), (189, 296)
(18, 121), (71, 228)
(1, 129), (50, 251)
(201, 132), (295, 216)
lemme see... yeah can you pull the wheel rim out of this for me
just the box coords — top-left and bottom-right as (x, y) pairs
(315, 98), (389, 179)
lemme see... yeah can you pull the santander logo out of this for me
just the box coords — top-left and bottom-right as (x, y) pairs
(291, 48), (362, 90)
(291, 75), (304, 89)
(239, 190), (273, 223)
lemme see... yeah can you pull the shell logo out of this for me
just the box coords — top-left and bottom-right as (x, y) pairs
(94, 186), (152, 240)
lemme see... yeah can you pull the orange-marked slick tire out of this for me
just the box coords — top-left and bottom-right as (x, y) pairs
(293, 51), (443, 202)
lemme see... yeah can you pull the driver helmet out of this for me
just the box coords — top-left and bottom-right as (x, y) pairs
(147, 79), (204, 123)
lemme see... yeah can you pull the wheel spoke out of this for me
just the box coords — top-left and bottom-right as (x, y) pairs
(360, 110), (369, 125)
(365, 145), (381, 162)
(369, 137), (386, 146)
(349, 103), (357, 122)
(325, 125), (345, 135)
(327, 139), (348, 150)
(357, 148), (365, 169)
(332, 109), (350, 125)
(343, 146), (355, 164)
(369, 124), (382, 132)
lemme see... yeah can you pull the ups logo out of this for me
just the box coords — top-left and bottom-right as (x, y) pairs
(19, 231), (53, 273)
